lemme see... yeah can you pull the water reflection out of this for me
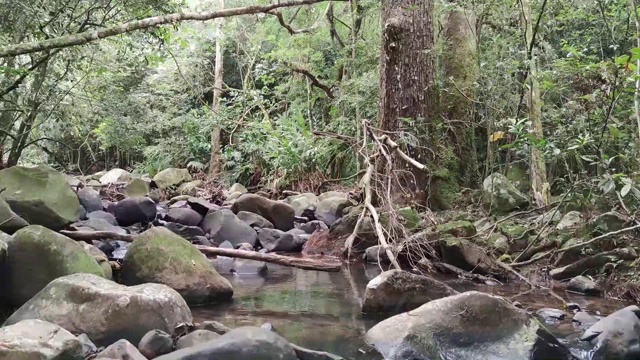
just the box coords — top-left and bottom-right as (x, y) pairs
(193, 261), (629, 360)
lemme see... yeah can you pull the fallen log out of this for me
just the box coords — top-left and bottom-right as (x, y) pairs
(195, 245), (342, 272)
(59, 230), (343, 272)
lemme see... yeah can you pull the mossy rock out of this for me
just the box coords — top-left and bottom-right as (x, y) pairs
(436, 220), (476, 238)
(497, 222), (530, 239)
(0, 165), (80, 230)
(398, 207), (421, 230)
(124, 178), (150, 198)
(152, 168), (192, 190)
(4, 225), (106, 307)
(0, 198), (28, 234)
(122, 227), (233, 305)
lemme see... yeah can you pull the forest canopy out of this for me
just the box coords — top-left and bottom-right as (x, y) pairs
(1, 0), (640, 211)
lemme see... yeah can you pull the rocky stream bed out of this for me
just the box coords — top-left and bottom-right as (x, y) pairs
(0, 165), (639, 360)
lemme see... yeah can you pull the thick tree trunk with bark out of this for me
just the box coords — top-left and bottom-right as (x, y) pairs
(443, 5), (479, 189)
(378, 0), (435, 192)
(209, 0), (225, 177)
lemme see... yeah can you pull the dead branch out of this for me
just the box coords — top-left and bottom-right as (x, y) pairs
(376, 134), (427, 171)
(60, 230), (342, 272)
(316, 169), (365, 193)
(0, 0), (342, 58)
(268, 11), (314, 35)
(290, 66), (335, 99)
(432, 261), (503, 285)
(196, 245), (342, 272)
(311, 130), (357, 144)
(496, 260), (538, 288)
(557, 224), (640, 254)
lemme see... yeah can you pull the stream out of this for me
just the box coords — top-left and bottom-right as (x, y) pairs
(193, 262), (630, 360)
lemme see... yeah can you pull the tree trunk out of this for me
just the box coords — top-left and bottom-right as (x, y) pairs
(521, 0), (549, 206)
(209, 0), (225, 177)
(378, 0), (435, 192)
(443, 4), (479, 189)
(632, 0), (640, 152)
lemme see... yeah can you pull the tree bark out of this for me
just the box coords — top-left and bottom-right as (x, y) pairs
(521, 0), (549, 207)
(632, 0), (640, 151)
(0, 0), (340, 58)
(443, 4), (479, 188)
(209, 0), (225, 177)
(378, 0), (435, 191)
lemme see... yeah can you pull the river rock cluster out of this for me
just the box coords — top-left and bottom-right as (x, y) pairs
(0, 165), (357, 359)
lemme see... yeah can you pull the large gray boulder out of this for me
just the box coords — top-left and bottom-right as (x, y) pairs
(201, 209), (258, 247)
(0, 165), (81, 230)
(231, 194), (295, 231)
(482, 173), (529, 214)
(3, 225), (106, 307)
(366, 291), (572, 360)
(77, 187), (102, 213)
(362, 270), (458, 314)
(96, 339), (147, 360)
(4, 273), (193, 347)
(0, 319), (84, 360)
(100, 168), (131, 184)
(115, 197), (157, 226)
(153, 168), (192, 189)
(257, 228), (306, 253)
(166, 207), (203, 226)
(581, 305), (640, 359)
(124, 178), (151, 198)
(237, 211), (274, 229)
(122, 227), (233, 305)
(0, 197), (28, 234)
(286, 193), (319, 216)
(315, 197), (354, 226)
(550, 248), (637, 280)
(154, 327), (297, 360)
(176, 330), (220, 349)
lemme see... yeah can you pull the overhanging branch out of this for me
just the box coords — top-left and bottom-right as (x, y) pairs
(0, 0), (343, 58)
(290, 66), (335, 99)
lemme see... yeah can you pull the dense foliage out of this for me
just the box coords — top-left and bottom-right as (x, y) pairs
(1, 0), (640, 209)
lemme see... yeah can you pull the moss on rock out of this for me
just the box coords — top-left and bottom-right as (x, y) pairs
(122, 227), (233, 305)
(437, 220), (476, 238)
(5, 225), (106, 306)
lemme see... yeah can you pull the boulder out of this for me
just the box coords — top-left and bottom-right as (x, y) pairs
(125, 178), (151, 198)
(196, 321), (230, 335)
(362, 270), (458, 314)
(122, 227), (233, 304)
(572, 311), (600, 328)
(300, 220), (328, 234)
(202, 209), (258, 247)
(177, 180), (204, 196)
(366, 291), (572, 360)
(154, 327), (297, 360)
(78, 218), (126, 233)
(187, 197), (219, 216)
(138, 330), (174, 359)
(82, 243), (113, 280)
(77, 187), (102, 213)
(100, 168), (131, 184)
(589, 211), (627, 235)
(0, 197), (28, 234)
(550, 248), (637, 280)
(556, 211), (583, 231)
(0, 165), (81, 230)
(163, 222), (206, 242)
(315, 197), (354, 226)
(286, 193), (319, 216)
(231, 194), (295, 231)
(291, 344), (345, 360)
(535, 308), (566, 322)
(96, 340), (147, 360)
(77, 333), (98, 357)
(176, 330), (220, 349)
(231, 258), (268, 275)
(482, 173), (529, 214)
(228, 183), (248, 195)
(115, 197), (157, 226)
(88, 210), (118, 225)
(363, 245), (391, 264)
(318, 191), (348, 201)
(4, 225), (106, 306)
(440, 235), (497, 275)
(4, 273), (192, 347)
(258, 228), (306, 253)
(0, 319), (83, 360)
(237, 211), (274, 229)
(436, 220), (476, 237)
(167, 207), (203, 226)
(153, 168), (192, 189)
(397, 207), (421, 230)
(567, 275), (601, 296)
(581, 305), (640, 360)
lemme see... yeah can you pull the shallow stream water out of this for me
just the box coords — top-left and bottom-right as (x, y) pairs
(192, 261), (630, 360)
